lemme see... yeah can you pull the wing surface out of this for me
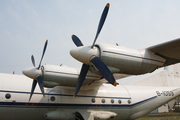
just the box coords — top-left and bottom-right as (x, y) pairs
(148, 38), (180, 66)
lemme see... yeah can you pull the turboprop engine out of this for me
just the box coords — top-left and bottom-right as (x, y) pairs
(71, 43), (166, 75)
(22, 40), (102, 101)
(69, 3), (166, 98)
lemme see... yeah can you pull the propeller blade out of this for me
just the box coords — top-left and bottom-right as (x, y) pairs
(91, 57), (117, 86)
(31, 55), (36, 67)
(91, 3), (110, 48)
(73, 64), (90, 98)
(36, 75), (45, 97)
(38, 40), (48, 69)
(72, 34), (84, 47)
(29, 79), (37, 101)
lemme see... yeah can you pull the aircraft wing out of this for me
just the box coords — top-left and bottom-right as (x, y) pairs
(148, 38), (180, 66)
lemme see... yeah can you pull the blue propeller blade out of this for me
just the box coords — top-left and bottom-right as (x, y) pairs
(91, 3), (110, 48)
(29, 79), (37, 101)
(36, 75), (45, 97)
(38, 40), (48, 69)
(91, 57), (117, 86)
(28, 40), (47, 101)
(72, 34), (84, 47)
(31, 55), (36, 67)
(73, 64), (90, 98)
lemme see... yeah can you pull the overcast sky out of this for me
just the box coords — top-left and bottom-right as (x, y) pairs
(1, 0), (180, 81)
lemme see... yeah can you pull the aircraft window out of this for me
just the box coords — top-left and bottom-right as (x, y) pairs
(111, 99), (114, 104)
(118, 100), (121, 104)
(91, 98), (95, 103)
(128, 100), (131, 104)
(5, 93), (11, 99)
(101, 99), (105, 103)
(50, 96), (55, 101)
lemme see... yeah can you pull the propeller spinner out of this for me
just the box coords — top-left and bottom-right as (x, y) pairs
(23, 40), (48, 101)
(70, 3), (117, 98)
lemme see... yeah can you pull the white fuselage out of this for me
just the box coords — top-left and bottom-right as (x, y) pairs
(0, 73), (178, 120)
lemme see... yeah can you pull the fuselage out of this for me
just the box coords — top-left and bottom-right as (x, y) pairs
(0, 73), (178, 120)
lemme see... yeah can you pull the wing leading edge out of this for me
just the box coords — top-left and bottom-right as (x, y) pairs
(148, 38), (180, 66)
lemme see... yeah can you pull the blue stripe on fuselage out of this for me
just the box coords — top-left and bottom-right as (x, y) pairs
(0, 90), (157, 108)
(0, 90), (131, 99)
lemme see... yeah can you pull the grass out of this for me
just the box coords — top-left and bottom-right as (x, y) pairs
(137, 116), (180, 120)
(137, 113), (180, 120)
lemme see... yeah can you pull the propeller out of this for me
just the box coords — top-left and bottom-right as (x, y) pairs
(29, 79), (37, 101)
(91, 3), (109, 48)
(71, 3), (117, 98)
(31, 55), (36, 67)
(72, 35), (83, 47)
(23, 40), (48, 101)
(72, 3), (109, 48)
(73, 64), (89, 99)
(91, 57), (117, 86)
(38, 40), (48, 69)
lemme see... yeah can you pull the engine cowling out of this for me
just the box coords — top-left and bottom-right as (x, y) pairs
(70, 43), (166, 75)
(42, 64), (102, 87)
(97, 43), (166, 75)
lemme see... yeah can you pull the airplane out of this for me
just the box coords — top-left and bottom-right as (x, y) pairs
(2, 2), (180, 120)
(23, 3), (180, 100)
(1, 61), (180, 120)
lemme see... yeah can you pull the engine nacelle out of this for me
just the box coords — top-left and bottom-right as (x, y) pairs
(42, 64), (102, 87)
(98, 43), (166, 75)
(44, 111), (75, 120)
(43, 81), (59, 88)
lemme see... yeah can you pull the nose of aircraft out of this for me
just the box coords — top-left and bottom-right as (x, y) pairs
(22, 67), (41, 80)
(70, 46), (100, 65)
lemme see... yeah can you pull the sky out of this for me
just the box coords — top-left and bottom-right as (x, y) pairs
(1, 0), (180, 84)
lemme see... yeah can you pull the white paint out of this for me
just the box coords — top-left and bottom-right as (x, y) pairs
(1, 63), (180, 119)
